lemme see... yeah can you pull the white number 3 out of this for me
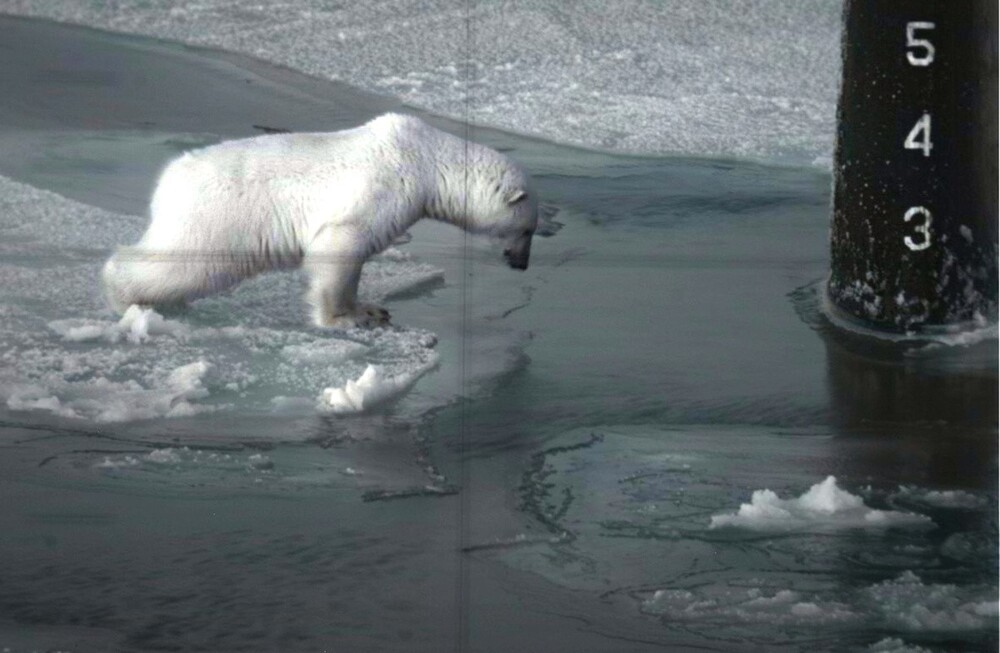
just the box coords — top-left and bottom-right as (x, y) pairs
(904, 206), (933, 252)
(906, 22), (935, 66)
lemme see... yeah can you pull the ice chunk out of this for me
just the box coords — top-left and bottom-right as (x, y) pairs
(641, 584), (856, 626)
(119, 305), (191, 343)
(894, 486), (986, 510)
(320, 357), (437, 414)
(709, 476), (933, 531)
(146, 448), (183, 464)
(868, 638), (932, 653)
(866, 571), (999, 632)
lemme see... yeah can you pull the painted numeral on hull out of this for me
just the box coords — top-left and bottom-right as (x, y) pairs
(904, 206), (933, 251)
(904, 113), (933, 157)
(906, 22), (936, 66)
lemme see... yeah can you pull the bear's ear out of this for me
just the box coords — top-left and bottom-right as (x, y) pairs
(507, 189), (528, 205)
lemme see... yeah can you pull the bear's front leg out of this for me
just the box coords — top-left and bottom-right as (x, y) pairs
(304, 248), (390, 329)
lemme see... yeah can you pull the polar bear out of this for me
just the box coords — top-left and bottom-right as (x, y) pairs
(102, 113), (538, 328)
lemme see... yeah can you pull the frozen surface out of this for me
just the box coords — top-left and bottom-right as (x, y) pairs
(0, 175), (443, 423)
(709, 475), (934, 531)
(2, 0), (842, 166)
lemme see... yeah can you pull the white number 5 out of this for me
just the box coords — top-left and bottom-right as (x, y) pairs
(906, 22), (935, 66)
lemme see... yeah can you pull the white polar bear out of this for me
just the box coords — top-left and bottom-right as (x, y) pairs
(102, 113), (538, 328)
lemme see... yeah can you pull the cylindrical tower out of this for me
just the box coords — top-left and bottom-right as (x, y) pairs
(828, 0), (997, 331)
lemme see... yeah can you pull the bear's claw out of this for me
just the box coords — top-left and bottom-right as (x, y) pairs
(360, 304), (391, 326)
(319, 304), (391, 329)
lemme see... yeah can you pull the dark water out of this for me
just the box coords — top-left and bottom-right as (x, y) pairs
(0, 16), (995, 653)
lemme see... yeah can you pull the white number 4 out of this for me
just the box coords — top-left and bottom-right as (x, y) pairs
(906, 22), (935, 66)
(904, 113), (932, 157)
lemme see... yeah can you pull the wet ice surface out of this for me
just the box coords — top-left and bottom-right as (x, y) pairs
(3, 0), (841, 166)
(0, 15), (996, 653)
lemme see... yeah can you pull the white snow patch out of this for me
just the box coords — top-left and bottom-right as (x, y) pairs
(709, 476), (933, 531)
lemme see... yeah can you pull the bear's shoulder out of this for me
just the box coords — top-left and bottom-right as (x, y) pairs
(364, 113), (431, 141)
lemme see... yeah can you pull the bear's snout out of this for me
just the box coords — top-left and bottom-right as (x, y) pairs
(503, 248), (529, 270)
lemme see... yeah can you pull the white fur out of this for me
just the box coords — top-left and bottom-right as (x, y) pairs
(102, 114), (538, 328)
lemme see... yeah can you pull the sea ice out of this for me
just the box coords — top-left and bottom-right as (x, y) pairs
(709, 476), (933, 531)
(3, 0), (842, 166)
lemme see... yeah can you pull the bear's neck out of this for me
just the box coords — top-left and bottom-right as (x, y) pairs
(425, 158), (487, 235)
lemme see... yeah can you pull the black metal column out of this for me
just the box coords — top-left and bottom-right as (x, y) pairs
(828, 0), (997, 331)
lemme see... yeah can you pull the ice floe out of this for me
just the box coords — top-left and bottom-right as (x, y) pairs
(709, 476), (933, 531)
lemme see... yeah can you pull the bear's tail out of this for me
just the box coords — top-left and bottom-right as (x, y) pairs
(101, 251), (134, 314)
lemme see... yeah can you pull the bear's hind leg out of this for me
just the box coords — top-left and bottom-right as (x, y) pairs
(304, 249), (390, 329)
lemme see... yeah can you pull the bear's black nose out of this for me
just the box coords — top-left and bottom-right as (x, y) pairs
(503, 248), (528, 270)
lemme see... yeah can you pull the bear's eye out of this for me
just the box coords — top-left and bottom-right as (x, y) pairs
(523, 229), (532, 237)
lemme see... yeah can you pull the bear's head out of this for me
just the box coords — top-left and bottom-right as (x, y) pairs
(497, 187), (538, 270)
(421, 126), (539, 270)
(474, 165), (538, 271)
